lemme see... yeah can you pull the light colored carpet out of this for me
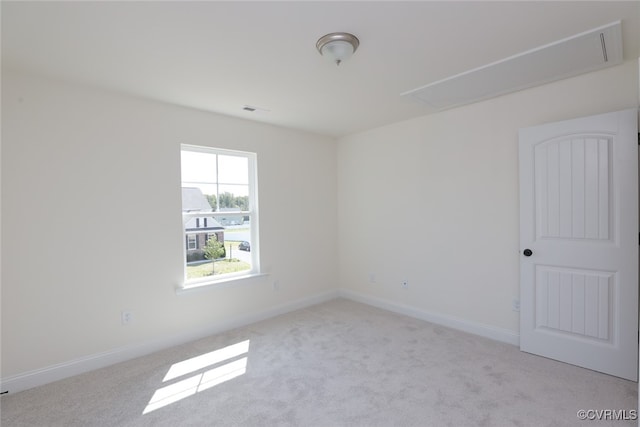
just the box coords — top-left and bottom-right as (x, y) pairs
(1, 298), (637, 426)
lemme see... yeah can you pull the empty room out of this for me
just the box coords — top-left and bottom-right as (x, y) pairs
(2, 1), (640, 426)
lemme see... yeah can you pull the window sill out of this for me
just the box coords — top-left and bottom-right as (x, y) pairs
(176, 272), (268, 295)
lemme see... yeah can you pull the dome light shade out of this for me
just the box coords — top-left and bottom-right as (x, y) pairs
(316, 32), (359, 66)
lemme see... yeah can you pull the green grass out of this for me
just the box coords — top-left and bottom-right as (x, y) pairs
(186, 259), (251, 279)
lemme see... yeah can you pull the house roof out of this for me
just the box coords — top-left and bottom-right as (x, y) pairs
(182, 187), (213, 212)
(182, 187), (223, 231)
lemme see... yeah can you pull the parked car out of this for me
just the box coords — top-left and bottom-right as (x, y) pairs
(238, 241), (251, 252)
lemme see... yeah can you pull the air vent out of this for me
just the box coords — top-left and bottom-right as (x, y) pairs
(242, 105), (270, 113)
(401, 21), (623, 110)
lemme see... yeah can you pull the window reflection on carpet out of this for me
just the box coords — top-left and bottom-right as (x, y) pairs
(143, 340), (250, 414)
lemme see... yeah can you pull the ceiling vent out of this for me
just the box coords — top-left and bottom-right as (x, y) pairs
(401, 21), (623, 110)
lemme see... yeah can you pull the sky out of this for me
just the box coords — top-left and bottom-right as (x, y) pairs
(181, 150), (249, 197)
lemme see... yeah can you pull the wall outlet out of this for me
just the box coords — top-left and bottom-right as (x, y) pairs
(121, 310), (133, 325)
(273, 280), (280, 291)
(401, 279), (408, 289)
(512, 299), (520, 312)
(368, 272), (376, 284)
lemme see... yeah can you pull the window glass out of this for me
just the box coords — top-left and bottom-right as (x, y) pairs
(180, 145), (258, 286)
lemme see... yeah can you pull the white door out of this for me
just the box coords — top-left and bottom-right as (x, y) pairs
(519, 108), (638, 381)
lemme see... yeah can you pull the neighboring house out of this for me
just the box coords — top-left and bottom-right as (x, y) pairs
(218, 207), (245, 226)
(182, 187), (224, 259)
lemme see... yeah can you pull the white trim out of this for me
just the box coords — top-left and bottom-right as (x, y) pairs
(183, 211), (250, 219)
(0, 290), (339, 394)
(1, 289), (520, 394)
(176, 272), (269, 294)
(338, 289), (520, 346)
(180, 145), (259, 285)
(187, 234), (197, 250)
(248, 152), (260, 277)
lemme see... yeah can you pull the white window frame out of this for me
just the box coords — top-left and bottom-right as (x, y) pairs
(180, 144), (260, 290)
(187, 234), (197, 250)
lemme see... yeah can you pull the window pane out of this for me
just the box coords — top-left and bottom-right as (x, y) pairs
(217, 184), (249, 211)
(182, 187), (214, 212)
(181, 151), (217, 184)
(218, 155), (248, 185)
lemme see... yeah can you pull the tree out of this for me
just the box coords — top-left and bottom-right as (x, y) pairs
(218, 192), (235, 209)
(206, 194), (217, 210)
(235, 195), (249, 211)
(203, 235), (225, 274)
(206, 192), (248, 211)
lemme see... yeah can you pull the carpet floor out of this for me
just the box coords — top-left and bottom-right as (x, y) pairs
(1, 298), (637, 426)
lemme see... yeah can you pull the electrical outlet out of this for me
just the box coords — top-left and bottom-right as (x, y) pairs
(512, 299), (520, 312)
(401, 279), (408, 289)
(121, 310), (133, 325)
(368, 272), (376, 284)
(273, 280), (280, 291)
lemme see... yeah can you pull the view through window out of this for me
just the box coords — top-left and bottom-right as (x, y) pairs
(180, 145), (258, 285)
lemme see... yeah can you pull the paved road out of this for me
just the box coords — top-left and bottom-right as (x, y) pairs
(227, 244), (251, 263)
(225, 230), (250, 242)
(224, 226), (251, 262)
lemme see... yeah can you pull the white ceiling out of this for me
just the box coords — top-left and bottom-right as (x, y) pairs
(2, 1), (639, 137)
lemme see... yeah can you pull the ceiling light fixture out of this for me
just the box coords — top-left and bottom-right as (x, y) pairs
(316, 32), (359, 66)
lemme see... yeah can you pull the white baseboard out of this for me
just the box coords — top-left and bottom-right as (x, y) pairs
(338, 289), (520, 346)
(1, 290), (339, 395)
(1, 289), (519, 394)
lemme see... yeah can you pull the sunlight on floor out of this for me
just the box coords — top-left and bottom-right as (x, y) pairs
(163, 340), (250, 382)
(143, 340), (250, 415)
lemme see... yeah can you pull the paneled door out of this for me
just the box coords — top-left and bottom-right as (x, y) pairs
(519, 109), (638, 380)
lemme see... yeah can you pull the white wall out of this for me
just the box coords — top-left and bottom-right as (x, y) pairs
(1, 71), (338, 382)
(337, 60), (639, 338)
(3, 59), (639, 391)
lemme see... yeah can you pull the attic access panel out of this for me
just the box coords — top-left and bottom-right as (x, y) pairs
(401, 21), (623, 110)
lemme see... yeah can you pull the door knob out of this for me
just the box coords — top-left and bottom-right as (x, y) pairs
(523, 249), (533, 257)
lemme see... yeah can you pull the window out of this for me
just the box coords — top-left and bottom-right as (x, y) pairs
(180, 145), (259, 287)
(187, 235), (197, 250)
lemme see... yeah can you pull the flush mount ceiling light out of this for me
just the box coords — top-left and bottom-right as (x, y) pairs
(316, 32), (359, 66)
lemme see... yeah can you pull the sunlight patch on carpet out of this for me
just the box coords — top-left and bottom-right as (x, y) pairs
(143, 340), (250, 414)
(163, 340), (250, 382)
